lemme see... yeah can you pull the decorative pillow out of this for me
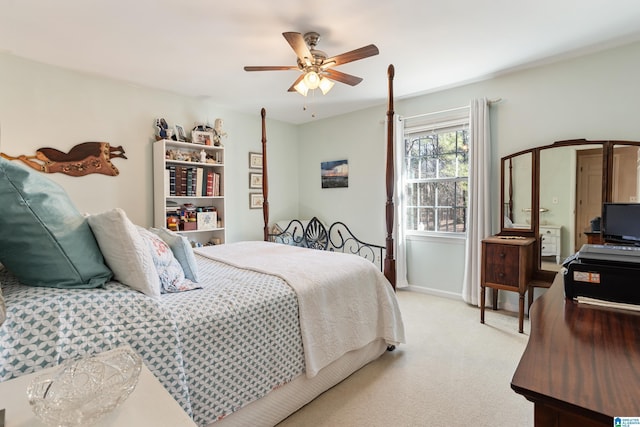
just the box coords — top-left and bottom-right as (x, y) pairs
(0, 157), (112, 288)
(138, 228), (200, 293)
(149, 228), (200, 282)
(86, 208), (160, 298)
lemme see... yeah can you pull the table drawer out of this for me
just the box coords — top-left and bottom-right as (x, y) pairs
(541, 242), (557, 256)
(540, 227), (560, 237)
(484, 244), (519, 285)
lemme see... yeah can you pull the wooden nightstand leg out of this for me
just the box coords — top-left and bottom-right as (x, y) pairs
(519, 293), (525, 333)
(492, 288), (498, 310)
(480, 285), (485, 324)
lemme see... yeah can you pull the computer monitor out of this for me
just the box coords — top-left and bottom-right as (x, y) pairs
(602, 203), (640, 245)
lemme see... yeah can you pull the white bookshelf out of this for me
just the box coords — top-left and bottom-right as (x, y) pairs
(153, 139), (225, 245)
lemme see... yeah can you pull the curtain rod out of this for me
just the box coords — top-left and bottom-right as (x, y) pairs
(400, 98), (502, 121)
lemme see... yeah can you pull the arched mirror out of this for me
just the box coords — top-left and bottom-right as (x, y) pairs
(500, 139), (640, 283)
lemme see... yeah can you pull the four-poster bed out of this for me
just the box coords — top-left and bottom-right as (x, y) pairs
(0, 64), (402, 427)
(260, 64), (398, 289)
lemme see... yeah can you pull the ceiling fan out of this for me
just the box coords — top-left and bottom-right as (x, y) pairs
(244, 32), (379, 96)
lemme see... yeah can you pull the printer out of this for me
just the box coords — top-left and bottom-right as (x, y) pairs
(563, 244), (640, 305)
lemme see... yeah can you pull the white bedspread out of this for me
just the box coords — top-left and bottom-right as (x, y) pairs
(195, 241), (405, 378)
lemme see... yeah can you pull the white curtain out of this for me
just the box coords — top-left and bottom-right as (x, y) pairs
(462, 98), (492, 305)
(393, 114), (409, 288)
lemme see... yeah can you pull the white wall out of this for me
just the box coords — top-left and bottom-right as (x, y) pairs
(297, 106), (388, 243)
(0, 54), (300, 242)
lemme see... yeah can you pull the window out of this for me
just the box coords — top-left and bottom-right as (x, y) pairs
(403, 119), (469, 234)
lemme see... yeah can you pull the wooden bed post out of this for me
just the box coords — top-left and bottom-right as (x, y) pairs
(384, 65), (397, 290)
(261, 108), (270, 241)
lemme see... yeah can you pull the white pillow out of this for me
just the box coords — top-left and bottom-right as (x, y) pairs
(87, 208), (161, 298)
(149, 228), (200, 282)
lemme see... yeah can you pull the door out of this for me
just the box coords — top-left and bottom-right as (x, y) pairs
(575, 149), (602, 250)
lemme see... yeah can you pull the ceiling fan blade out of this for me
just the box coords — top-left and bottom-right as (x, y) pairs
(282, 32), (313, 64)
(244, 66), (298, 71)
(287, 74), (305, 92)
(324, 44), (379, 67)
(323, 69), (363, 86)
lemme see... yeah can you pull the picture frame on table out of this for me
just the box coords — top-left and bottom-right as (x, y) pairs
(249, 172), (262, 189)
(175, 125), (187, 142)
(249, 152), (263, 169)
(192, 130), (214, 146)
(249, 193), (263, 209)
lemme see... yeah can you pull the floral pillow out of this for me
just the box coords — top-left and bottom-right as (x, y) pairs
(149, 227), (199, 282)
(137, 227), (201, 294)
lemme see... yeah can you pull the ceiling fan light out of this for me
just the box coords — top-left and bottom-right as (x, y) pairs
(319, 77), (334, 95)
(303, 71), (320, 89)
(294, 80), (309, 96)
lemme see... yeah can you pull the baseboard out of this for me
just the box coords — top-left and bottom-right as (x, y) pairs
(401, 285), (462, 301)
(400, 285), (524, 317)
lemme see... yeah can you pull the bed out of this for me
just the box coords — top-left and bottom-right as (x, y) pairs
(267, 217), (386, 271)
(0, 65), (401, 427)
(259, 65), (398, 290)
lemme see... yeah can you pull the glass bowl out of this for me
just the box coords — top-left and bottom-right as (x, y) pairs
(27, 347), (142, 427)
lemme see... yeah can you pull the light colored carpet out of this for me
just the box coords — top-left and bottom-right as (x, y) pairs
(277, 290), (534, 426)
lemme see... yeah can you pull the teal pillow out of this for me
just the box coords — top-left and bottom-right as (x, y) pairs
(0, 158), (112, 288)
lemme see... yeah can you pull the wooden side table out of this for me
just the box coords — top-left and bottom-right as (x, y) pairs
(481, 236), (536, 333)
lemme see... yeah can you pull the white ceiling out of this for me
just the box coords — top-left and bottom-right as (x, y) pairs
(2, 0), (640, 124)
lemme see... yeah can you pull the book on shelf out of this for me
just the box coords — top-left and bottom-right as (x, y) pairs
(206, 170), (214, 197)
(195, 167), (204, 197)
(186, 168), (193, 196)
(167, 165), (176, 196)
(212, 172), (221, 196)
(172, 165), (187, 196)
(166, 165), (219, 198)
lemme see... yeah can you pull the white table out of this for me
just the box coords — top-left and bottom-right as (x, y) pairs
(0, 362), (197, 427)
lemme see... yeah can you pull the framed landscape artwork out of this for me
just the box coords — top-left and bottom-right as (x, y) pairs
(321, 159), (348, 189)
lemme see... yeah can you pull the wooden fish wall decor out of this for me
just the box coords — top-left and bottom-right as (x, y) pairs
(0, 142), (126, 177)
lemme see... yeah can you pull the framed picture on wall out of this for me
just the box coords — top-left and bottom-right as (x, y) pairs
(249, 172), (262, 189)
(321, 159), (349, 189)
(249, 152), (263, 169)
(249, 193), (263, 209)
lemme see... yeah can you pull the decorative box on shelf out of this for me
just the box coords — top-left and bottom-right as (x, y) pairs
(197, 211), (217, 230)
(181, 222), (197, 231)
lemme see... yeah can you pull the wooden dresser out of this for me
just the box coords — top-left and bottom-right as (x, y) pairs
(512, 274), (640, 426)
(480, 236), (536, 333)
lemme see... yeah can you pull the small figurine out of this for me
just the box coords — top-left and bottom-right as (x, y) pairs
(200, 149), (206, 163)
(212, 118), (227, 146)
(156, 118), (169, 138)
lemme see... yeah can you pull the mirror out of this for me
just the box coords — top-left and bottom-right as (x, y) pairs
(611, 144), (640, 203)
(501, 152), (533, 231)
(539, 145), (602, 271)
(499, 139), (640, 282)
